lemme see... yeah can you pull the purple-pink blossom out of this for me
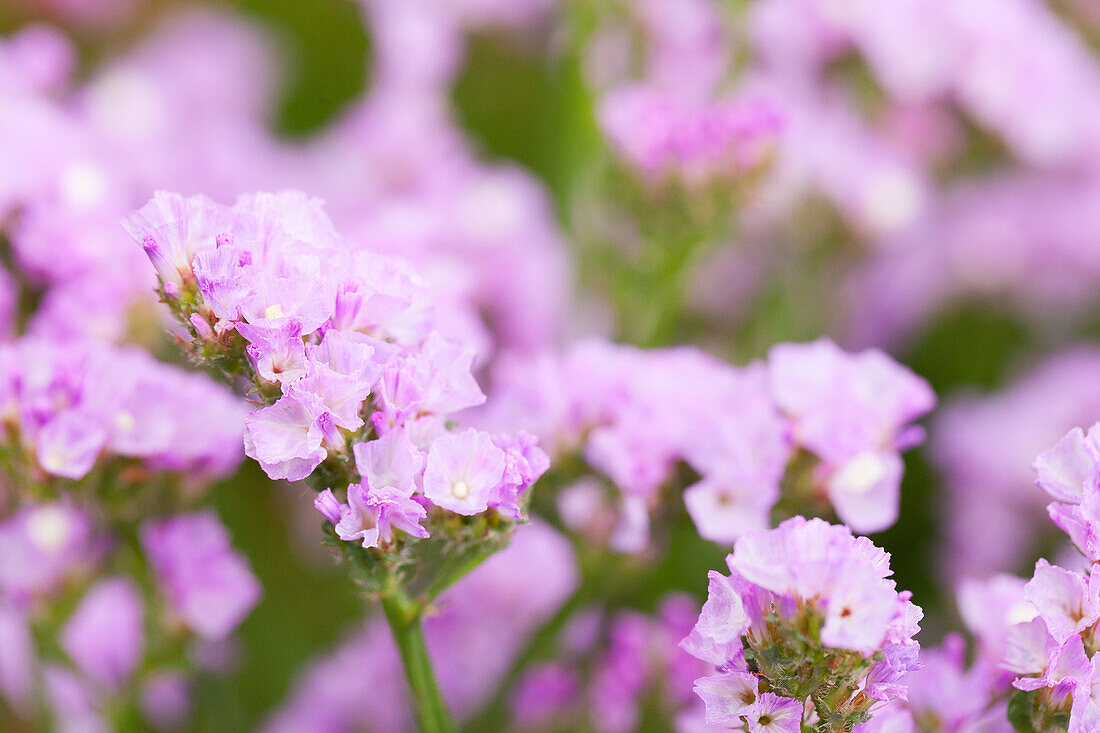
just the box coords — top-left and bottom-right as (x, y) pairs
(141, 512), (260, 641)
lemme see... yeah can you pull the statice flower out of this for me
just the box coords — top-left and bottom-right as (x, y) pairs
(0, 501), (97, 606)
(0, 336), (246, 483)
(508, 594), (709, 732)
(1000, 426), (1100, 732)
(767, 339), (935, 533)
(1034, 423), (1100, 563)
(127, 189), (550, 597)
(481, 337), (930, 549)
(478, 340), (791, 548)
(0, 502), (259, 729)
(141, 512), (261, 641)
(681, 516), (921, 732)
(599, 85), (783, 183)
(932, 349), (1100, 580)
(59, 577), (145, 692)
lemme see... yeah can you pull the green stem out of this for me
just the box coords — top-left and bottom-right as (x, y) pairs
(380, 587), (457, 733)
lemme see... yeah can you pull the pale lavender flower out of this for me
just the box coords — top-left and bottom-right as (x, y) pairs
(239, 272), (332, 337)
(307, 329), (383, 384)
(422, 428), (506, 515)
(35, 409), (107, 480)
(510, 664), (580, 729)
(238, 320), (307, 384)
(121, 190), (231, 288)
(243, 391), (329, 482)
(60, 577), (144, 691)
(682, 517), (918, 728)
(0, 501), (95, 605)
(141, 513), (260, 641)
(140, 671), (191, 731)
(767, 339), (934, 533)
(333, 482), (428, 548)
(744, 693), (802, 733)
(292, 362), (373, 432)
(352, 428), (425, 496)
(683, 475), (776, 543)
(192, 243), (251, 321)
(1025, 559), (1100, 644)
(1034, 426), (1100, 504)
(693, 671), (761, 725)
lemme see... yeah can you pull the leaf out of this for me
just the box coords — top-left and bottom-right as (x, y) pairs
(1007, 691), (1039, 733)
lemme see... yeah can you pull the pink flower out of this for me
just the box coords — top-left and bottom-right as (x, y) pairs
(353, 428), (425, 496)
(334, 482), (428, 548)
(1024, 559), (1100, 644)
(60, 578), (144, 691)
(141, 513), (260, 641)
(744, 693), (803, 733)
(243, 391), (329, 481)
(423, 428), (506, 515)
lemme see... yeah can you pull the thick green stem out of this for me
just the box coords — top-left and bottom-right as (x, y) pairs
(380, 587), (457, 733)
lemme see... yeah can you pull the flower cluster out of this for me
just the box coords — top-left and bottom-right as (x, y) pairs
(932, 349), (1100, 581)
(680, 516), (922, 732)
(1001, 423), (1100, 731)
(0, 503), (260, 730)
(599, 85), (782, 183)
(124, 190), (549, 574)
(0, 335), (245, 484)
(768, 339), (936, 534)
(0, 334), (258, 730)
(482, 338), (932, 549)
(854, 574), (1033, 732)
(0, 448), (257, 729)
(508, 595), (706, 732)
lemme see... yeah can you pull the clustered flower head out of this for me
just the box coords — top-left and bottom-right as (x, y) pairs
(124, 189), (549, 576)
(768, 339), (936, 534)
(680, 516), (922, 732)
(0, 335), (245, 483)
(599, 85), (783, 183)
(0, 341), (258, 730)
(852, 574), (1033, 732)
(482, 338), (933, 551)
(508, 594), (706, 732)
(1001, 423), (1100, 732)
(0, 503), (259, 730)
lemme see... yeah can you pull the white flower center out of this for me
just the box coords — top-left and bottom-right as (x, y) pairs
(834, 452), (888, 494)
(264, 303), (285, 320)
(452, 480), (469, 500)
(1007, 600), (1039, 626)
(115, 411), (135, 432)
(26, 507), (73, 552)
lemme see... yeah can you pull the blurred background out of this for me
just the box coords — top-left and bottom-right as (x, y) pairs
(3, 0), (1100, 730)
